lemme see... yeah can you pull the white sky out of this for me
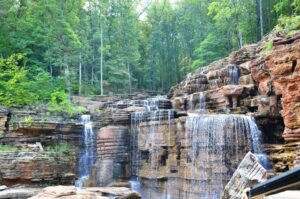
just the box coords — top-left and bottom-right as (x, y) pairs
(137, 0), (179, 20)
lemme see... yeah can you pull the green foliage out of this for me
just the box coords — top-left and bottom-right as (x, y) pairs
(262, 40), (273, 57)
(0, 0), (297, 96)
(0, 144), (31, 152)
(0, 144), (18, 152)
(45, 143), (73, 153)
(73, 106), (87, 115)
(24, 116), (33, 126)
(192, 34), (227, 70)
(0, 54), (65, 107)
(0, 54), (37, 106)
(276, 15), (300, 35)
(48, 91), (73, 116)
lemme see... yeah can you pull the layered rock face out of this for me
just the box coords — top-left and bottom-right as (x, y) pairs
(0, 152), (76, 185)
(165, 32), (300, 173)
(251, 33), (300, 141)
(0, 110), (83, 185)
(134, 114), (263, 198)
(89, 126), (130, 186)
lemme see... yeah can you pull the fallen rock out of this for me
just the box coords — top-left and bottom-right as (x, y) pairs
(221, 152), (267, 199)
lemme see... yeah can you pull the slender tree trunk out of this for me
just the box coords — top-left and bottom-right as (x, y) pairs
(255, 0), (260, 42)
(50, 63), (53, 79)
(100, 23), (103, 95)
(79, 51), (82, 95)
(259, 0), (264, 38)
(127, 62), (132, 94)
(64, 53), (71, 98)
(99, 1), (104, 95)
(267, 0), (271, 31)
(91, 55), (94, 85)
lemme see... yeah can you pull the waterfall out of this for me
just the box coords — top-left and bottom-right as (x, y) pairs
(75, 115), (96, 188)
(130, 96), (174, 198)
(185, 114), (270, 198)
(229, 65), (239, 85)
(199, 92), (206, 113)
(130, 111), (147, 177)
(248, 117), (273, 170)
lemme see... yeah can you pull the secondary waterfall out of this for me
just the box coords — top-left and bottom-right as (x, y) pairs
(75, 115), (96, 188)
(185, 114), (268, 198)
(199, 92), (206, 113)
(229, 65), (239, 85)
(130, 96), (174, 198)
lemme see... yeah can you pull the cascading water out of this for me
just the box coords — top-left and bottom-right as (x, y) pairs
(229, 65), (239, 85)
(75, 115), (96, 188)
(199, 92), (206, 113)
(189, 94), (194, 110)
(248, 117), (273, 170)
(184, 114), (270, 198)
(129, 96), (174, 198)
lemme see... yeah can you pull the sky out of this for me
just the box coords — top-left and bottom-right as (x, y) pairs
(137, 0), (179, 20)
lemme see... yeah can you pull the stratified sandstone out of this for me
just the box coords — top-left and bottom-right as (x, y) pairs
(0, 152), (76, 185)
(89, 126), (129, 186)
(251, 32), (300, 141)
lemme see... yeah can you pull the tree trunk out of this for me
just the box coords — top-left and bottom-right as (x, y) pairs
(50, 63), (53, 79)
(259, 0), (264, 38)
(255, 0), (260, 42)
(99, 1), (104, 96)
(91, 55), (94, 85)
(127, 62), (132, 94)
(79, 51), (82, 95)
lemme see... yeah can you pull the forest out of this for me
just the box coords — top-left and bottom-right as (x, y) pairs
(0, 0), (299, 106)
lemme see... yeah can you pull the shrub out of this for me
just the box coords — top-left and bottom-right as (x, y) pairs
(24, 116), (34, 126)
(262, 41), (273, 56)
(276, 15), (300, 35)
(0, 54), (38, 106)
(45, 143), (73, 153)
(48, 91), (73, 116)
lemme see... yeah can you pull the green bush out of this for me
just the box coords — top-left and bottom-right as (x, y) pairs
(0, 54), (38, 106)
(262, 41), (273, 56)
(0, 54), (67, 107)
(48, 91), (73, 116)
(24, 116), (34, 126)
(45, 143), (73, 153)
(276, 15), (300, 35)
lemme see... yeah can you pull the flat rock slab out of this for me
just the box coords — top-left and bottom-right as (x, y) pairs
(28, 186), (141, 199)
(0, 188), (41, 199)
